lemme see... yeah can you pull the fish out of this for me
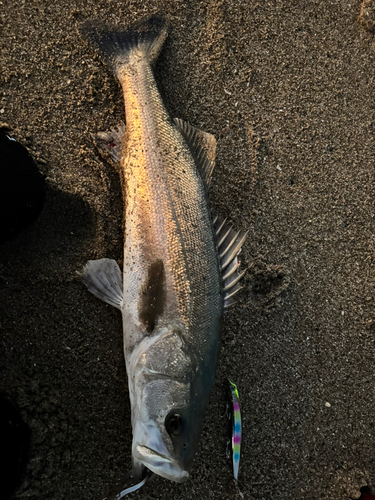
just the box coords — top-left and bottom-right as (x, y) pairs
(79, 15), (248, 484)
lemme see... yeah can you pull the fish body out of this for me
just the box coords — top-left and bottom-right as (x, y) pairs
(81, 16), (247, 483)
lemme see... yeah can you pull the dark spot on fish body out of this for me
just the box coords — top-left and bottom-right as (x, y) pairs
(138, 259), (166, 333)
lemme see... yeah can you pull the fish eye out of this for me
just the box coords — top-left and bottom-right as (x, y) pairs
(165, 412), (183, 436)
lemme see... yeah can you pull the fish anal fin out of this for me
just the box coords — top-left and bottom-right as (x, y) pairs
(92, 122), (125, 167)
(138, 259), (166, 333)
(174, 118), (216, 189)
(82, 258), (123, 309)
(213, 216), (248, 310)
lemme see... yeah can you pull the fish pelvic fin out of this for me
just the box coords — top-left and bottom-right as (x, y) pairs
(92, 122), (125, 168)
(79, 15), (168, 75)
(174, 118), (216, 190)
(81, 258), (123, 309)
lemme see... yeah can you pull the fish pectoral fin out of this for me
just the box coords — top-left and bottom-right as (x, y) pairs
(212, 216), (248, 310)
(174, 118), (216, 189)
(92, 122), (125, 167)
(81, 258), (123, 309)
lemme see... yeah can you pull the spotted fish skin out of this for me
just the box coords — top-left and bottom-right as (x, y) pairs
(80, 15), (247, 484)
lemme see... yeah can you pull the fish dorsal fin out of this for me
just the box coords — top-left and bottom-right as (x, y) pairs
(174, 118), (216, 189)
(213, 216), (248, 309)
(81, 258), (123, 309)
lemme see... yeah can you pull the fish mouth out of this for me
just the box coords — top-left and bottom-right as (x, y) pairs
(133, 443), (189, 483)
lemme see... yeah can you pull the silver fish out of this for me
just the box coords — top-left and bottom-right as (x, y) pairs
(80, 15), (247, 483)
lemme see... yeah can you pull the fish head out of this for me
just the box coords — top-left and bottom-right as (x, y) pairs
(130, 326), (204, 483)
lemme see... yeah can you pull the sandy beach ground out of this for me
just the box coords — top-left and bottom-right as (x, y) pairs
(1, 1), (375, 499)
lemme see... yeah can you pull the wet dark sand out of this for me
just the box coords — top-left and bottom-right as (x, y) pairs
(1, 1), (375, 499)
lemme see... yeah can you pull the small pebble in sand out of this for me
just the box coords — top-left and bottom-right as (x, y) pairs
(325, 402), (332, 408)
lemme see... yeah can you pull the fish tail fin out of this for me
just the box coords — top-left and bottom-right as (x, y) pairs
(79, 15), (168, 75)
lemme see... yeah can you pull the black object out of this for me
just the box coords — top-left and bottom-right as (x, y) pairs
(0, 394), (30, 499)
(0, 129), (45, 243)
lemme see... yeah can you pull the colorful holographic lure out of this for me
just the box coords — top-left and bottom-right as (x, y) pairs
(228, 379), (241, 481)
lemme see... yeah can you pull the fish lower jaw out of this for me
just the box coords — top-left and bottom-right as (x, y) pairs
(133, 445), (189, 483)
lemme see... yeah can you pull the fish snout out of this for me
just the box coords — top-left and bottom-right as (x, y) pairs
(132, 420), (189, 483)
(133, 444), (189, 483)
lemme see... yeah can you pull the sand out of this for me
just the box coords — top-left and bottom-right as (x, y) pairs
(1, 1), (375, 499)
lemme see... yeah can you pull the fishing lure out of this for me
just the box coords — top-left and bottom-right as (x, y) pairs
(228, 379), (241, 481)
